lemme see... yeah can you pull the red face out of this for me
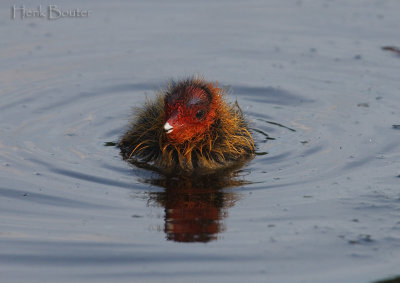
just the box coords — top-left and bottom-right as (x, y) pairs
(163, 86), (216, 143)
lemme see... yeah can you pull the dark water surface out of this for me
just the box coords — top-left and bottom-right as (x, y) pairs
(1, 1), (400, 282)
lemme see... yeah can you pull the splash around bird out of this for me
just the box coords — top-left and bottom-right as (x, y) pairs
(119, 77), (255, 175)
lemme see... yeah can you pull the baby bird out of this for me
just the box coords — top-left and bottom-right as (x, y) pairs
(119, 77), (254, 175)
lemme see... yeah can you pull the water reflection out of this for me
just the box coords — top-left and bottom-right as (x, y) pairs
(143, 171), (249, 243)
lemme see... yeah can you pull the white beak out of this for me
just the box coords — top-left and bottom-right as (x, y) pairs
(163, 122), (173, 134)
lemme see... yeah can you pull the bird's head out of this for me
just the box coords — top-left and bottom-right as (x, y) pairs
(163, 80), (220, 143)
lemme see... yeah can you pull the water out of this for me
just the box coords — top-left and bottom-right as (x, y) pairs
(1, 0), (400, 282)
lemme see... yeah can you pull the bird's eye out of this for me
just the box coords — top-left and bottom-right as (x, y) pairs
(195, 109), (205, 120)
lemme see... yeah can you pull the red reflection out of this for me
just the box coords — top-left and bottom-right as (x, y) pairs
(164, 187), (224, 242)
(147, 173), (245, 243)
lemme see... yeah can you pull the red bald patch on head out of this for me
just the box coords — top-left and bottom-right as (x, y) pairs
(186, 86), (208, 102)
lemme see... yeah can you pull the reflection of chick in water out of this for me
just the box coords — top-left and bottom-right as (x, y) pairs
(146, 172), (248, 243)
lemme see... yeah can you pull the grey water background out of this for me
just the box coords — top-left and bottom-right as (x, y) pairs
(1, 0), (400, 282)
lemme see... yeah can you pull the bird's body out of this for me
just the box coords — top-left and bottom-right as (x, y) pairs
(119, 77), (254, 175)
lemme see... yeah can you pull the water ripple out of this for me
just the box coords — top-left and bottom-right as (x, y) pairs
(0, 187), (110, 209)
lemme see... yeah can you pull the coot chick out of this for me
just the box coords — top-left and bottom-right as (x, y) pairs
(119, 77), (254, 174)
